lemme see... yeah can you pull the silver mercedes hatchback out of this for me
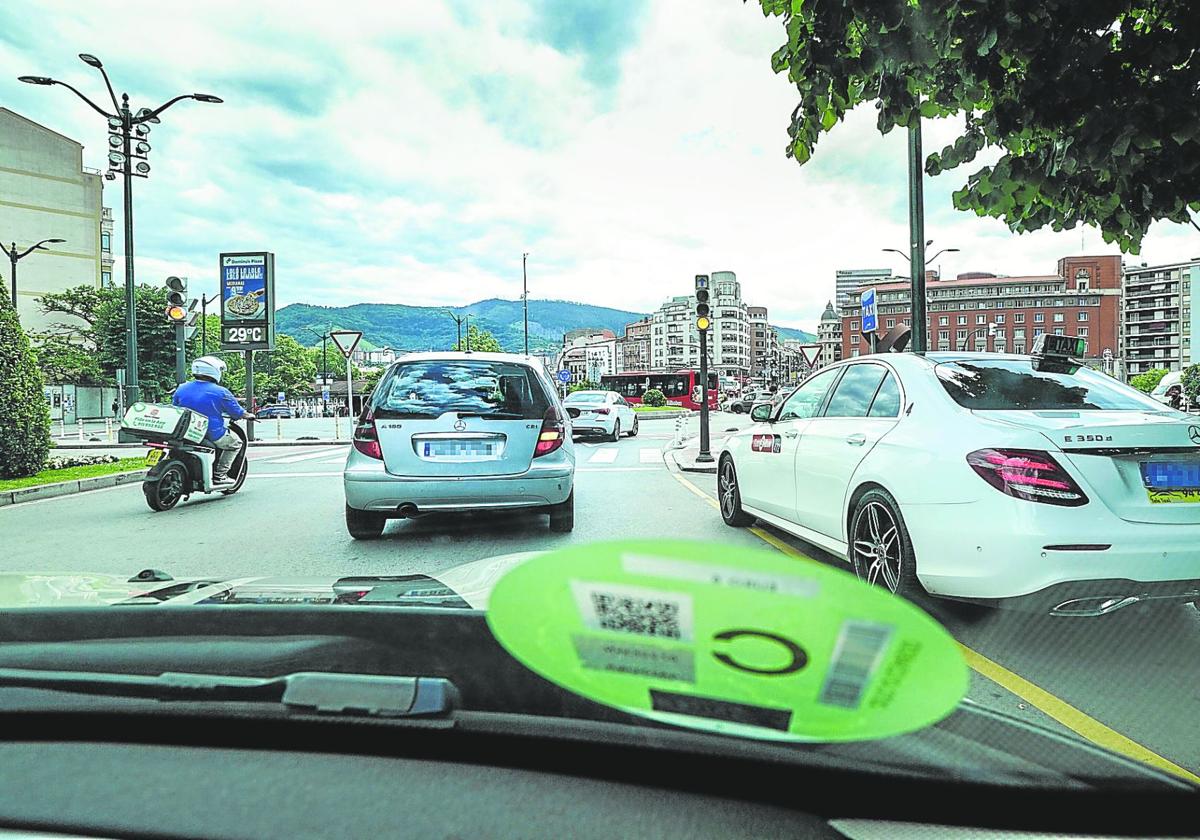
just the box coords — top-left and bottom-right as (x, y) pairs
(343, 352), (575, 539)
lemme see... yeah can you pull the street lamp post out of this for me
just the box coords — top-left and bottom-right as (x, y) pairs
(303, 327), (331, 410)
(198, 292), (220, 356)
(20, 55), (221, 406)
(882, 241), (959, 351)
(522, 251), (530, 356)
(2, 238), (66, 315)
(445, 310), (466, 350)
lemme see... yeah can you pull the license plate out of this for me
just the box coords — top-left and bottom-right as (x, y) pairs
(145, 449), (163, 466)
(422, 440), (497, 459)
(1140, 461), (1200, 503)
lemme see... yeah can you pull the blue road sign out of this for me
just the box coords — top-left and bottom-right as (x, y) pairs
(557, 369), (572, 383)
(322, 387), (331, 402)
(861, 286), (878, 333)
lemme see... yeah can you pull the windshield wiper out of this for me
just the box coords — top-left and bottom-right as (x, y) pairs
(0, 668), (458, 719)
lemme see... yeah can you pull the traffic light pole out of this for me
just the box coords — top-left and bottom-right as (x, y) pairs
(175, 324), (186, 384)
(244, 350), (255, 441)
(697, 326), (713, 463)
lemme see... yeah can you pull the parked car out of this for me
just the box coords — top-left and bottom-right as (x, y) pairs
(343, 353), (575, 539)
(563, 390), (638, 441)
(256, 404), (294, 419)
(728, 389), (775, 414)
(1147, 371), (1197, 410)
(717, 337), (1200, 615)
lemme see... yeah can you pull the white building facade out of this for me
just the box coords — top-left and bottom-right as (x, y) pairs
(649, 271), (752, 381)
(1122, 260), (1200, 377)
(0, 108), (107, 330)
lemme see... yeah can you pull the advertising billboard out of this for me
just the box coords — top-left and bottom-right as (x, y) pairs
(219, 252), (275, 351)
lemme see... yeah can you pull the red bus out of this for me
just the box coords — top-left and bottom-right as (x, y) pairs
(600, 370), (720, 411)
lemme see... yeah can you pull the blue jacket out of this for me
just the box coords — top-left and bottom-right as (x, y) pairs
(173, 379), (245, 440)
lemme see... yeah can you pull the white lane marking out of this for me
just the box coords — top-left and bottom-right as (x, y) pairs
(587, 448), (619, 464)
(258, 447), (345, 464)
(320, 455), (349, 464)
(639, 448), (664, 463)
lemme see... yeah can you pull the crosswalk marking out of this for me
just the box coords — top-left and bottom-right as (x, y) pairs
(320, 455), (348, 464)
(260, 447), (345, 464)
(587, 448), (619, 464)
(639, 448), (663, 463)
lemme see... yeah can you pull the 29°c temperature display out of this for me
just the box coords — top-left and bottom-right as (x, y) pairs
(222, 325), (267, 346)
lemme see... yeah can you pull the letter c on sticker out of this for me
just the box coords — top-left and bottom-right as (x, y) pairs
(712, 629), (807, 676)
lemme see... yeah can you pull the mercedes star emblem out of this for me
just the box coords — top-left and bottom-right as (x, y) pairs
(1189, 425), (1200, 445)
(454, 419), (467, 432)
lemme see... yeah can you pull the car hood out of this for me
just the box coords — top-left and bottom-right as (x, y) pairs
(0, 551), (541, 611)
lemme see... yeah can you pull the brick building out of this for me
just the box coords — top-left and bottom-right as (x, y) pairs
(839, 255), (1122, 368)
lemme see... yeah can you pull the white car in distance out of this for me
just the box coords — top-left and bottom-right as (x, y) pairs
(718, 335), (1200, 616)
(563, 390), (638, 441)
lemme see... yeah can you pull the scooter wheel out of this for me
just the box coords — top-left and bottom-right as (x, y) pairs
(145, 462), (187, 511)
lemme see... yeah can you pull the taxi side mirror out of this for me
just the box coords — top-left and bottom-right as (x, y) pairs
(750, 403), (774, 423)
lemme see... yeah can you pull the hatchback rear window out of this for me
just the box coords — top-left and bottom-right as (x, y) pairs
(373, 360), (551, 419)
(934, 360), (1164, 411)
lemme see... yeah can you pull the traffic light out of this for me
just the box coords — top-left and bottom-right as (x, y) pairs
(695, 274), (710, 331)
(165, 276), (187, 323)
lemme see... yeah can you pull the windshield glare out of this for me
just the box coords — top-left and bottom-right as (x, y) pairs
(935, 361), (1168, 411)
(373, 360), (550, 419)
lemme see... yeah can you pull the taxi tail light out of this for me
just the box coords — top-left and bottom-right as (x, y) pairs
(534, 405), (565, 457)
(966, 448), (1088, 507)
(353, 408), (383, 460)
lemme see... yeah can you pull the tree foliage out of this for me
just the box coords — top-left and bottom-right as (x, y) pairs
(642, 388), (667, 407)
(30, 334), (104, 384)
(756, 0), (1200, 251)
(1129, 367), (1169, 393)
(0, 286), (52, 478)
(455, 324), (503, 353)
(1181, 364), (1200, 401)
(37, 284), (178, 396)
(568, 380), (601, 393)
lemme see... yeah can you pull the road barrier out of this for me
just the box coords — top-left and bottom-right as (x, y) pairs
(77, 420), (85, 442)
(105, 419), (115, 442)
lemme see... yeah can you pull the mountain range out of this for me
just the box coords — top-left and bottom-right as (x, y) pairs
(276, 298), (816, 354)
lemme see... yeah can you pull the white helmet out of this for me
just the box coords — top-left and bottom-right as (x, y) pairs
(191, 355), (227, 383)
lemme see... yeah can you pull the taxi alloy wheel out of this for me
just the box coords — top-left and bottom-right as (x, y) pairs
(718, 456), (754, 527)
(850, 489), (920, 598)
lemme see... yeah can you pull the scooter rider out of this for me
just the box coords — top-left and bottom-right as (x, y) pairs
(173, 356), (256, 483)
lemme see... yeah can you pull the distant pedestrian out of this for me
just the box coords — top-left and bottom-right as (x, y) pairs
(111, 399), (120, 417)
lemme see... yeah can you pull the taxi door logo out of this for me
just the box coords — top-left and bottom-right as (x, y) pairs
(751, 434), (781, 453)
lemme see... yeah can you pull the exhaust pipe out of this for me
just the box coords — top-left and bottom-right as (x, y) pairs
(1051, 595), (1141, 617)
(396, 503), (419, 519)
(1051, 588), (1200, 617)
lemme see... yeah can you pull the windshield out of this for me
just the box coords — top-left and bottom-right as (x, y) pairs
(936, 360), (1167, 411)
(372, 360), (551, 419)
(5, 0), (1200, 803)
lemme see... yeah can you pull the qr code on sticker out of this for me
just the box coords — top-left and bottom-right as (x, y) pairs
(590, 591), (682, 639)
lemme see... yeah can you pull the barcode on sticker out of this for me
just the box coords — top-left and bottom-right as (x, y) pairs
(571, 581), (694, 642)
(592, 591), (681, 638)
(818, 620), (893, 709)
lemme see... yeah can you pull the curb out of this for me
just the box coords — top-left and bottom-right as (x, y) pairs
(0, 468), (148, 508)
(634, 410), (692, 420)
(666, 449), (719, 475)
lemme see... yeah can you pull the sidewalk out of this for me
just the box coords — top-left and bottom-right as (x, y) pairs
(666, 435), (727, 474)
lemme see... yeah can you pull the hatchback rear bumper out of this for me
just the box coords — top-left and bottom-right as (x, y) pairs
(344, 456), (573, 514)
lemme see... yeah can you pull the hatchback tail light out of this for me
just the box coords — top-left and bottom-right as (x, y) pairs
(353, 408), (383, 460)
(966, 449), (1088, 506)
(534, 405), (565, 457)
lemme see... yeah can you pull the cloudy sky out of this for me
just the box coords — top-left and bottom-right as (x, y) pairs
(3, 0), (1197, 332)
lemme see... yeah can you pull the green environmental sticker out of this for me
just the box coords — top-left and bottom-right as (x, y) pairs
(486, 540), (968, 742)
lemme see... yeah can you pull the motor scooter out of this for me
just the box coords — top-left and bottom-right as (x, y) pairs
(142, 421), (249, 511)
